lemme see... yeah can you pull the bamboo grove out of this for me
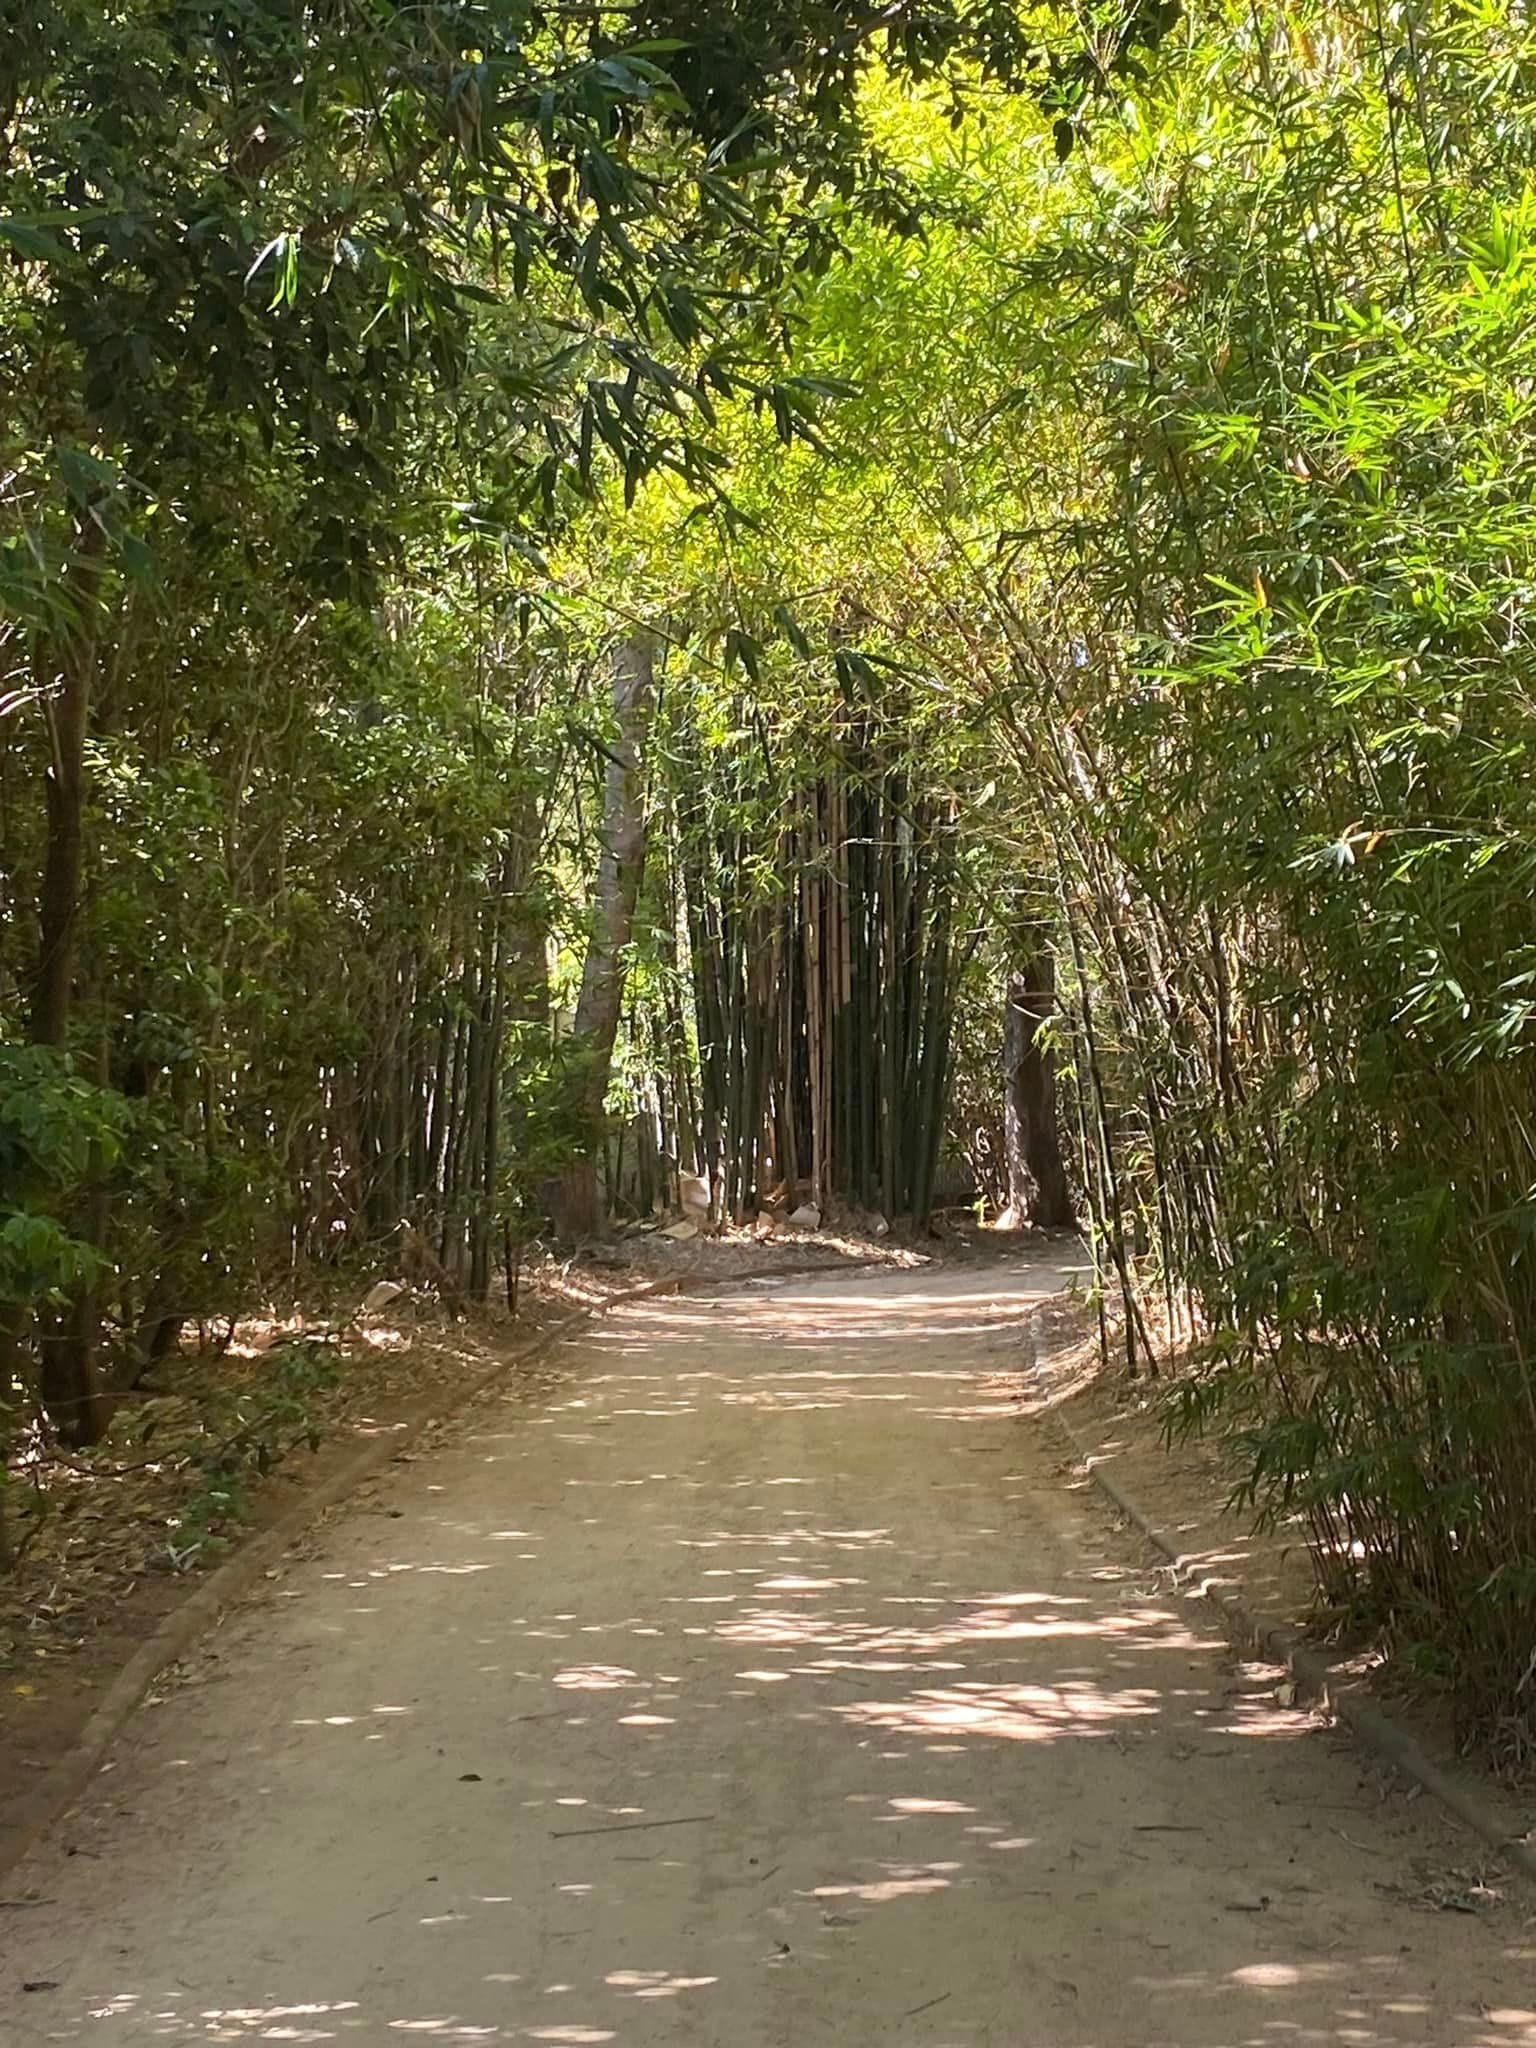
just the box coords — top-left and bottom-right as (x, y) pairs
(764, 0), (1536, 1749)
(672, 698), (963, 1227)
(3, 0), (1120, 1467)
(8, 0), (1536, 1752)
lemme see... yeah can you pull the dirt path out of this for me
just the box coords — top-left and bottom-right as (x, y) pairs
(2, 1258), (1532, 2046)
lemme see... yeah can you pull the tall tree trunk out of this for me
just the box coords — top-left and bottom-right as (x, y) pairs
(30, 550), (113, 1447)
(551, 632), (655, 1238)
(1000, 940), (1076, 1229)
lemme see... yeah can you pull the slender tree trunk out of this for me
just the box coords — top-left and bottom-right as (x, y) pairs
(911, 884), (954, 1230)
(427, 1000), (454, 1211)
(30, 546), (113, 1446)
(439, 987), (472, 1269)
(505, 788), (551, 1028)
(32, 596), (94, 1050)
(551, 632), (655, 1238)
(472, 899), (508, 1300)
(1000, 940), (1076, 1230)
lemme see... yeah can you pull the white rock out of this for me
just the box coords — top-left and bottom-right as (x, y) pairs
(787, 1204), (822, 1230)
(661, 1220), (700, 1241)
(359, 1279), (407, 1316)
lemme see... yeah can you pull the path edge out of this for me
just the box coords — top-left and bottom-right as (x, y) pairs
(1053, 1399), (1536, 1887)
(0, 1256), (870, 1880)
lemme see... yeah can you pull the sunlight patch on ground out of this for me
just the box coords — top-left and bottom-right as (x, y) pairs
(809, 1860), (960, 1904)
(604, 1971), (719, 1999)
(837, 1679), (1161, 1741)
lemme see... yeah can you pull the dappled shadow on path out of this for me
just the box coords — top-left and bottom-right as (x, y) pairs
(12, 1264), (1536, 2047)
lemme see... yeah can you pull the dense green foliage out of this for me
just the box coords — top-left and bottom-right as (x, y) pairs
(626, 2), (1536, 1749)
(871, 4), (1536, 1750)
(7, 0), (1536, 1752)
(2, 0), (1125, 1480)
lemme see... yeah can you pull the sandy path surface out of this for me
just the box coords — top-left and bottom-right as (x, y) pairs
(2, 1257), (1533, 2047)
